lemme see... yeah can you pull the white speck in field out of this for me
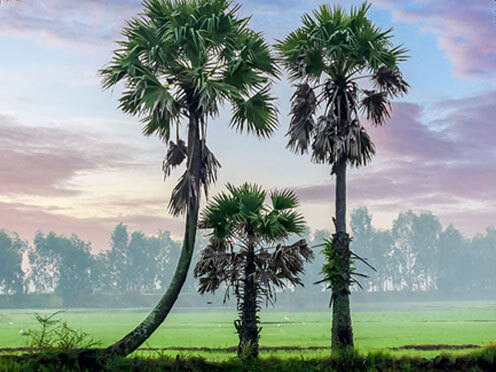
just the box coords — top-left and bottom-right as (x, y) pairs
(19, 327), (23, 334)
(8, 321), (14, 325)
(302, 321), (306, 325)
(277, 324), (281, 327)
(284, 316), (290, 321)
(218, 325), (222, 328)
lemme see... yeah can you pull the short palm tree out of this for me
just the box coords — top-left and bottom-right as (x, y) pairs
(194, 183), (313, 358)
(276, 2), (408, 349)
(100, 0), (278, 356)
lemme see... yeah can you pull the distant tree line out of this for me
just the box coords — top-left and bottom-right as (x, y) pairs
(0, 224), (185, 306)
(1, 208), (495, 308)
(350, 207), (496, 295)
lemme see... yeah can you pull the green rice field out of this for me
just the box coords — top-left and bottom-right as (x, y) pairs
(1, 301), (496, 360)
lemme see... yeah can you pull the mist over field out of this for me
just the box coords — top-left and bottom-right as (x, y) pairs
(1, 206), (495, 309)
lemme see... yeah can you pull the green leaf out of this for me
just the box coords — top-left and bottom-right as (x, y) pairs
(230, 86), (279, 138)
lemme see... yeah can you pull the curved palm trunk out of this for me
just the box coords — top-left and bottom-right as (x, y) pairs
(331, 158), (354, 349)
(236, 245), (259, 358)
(104, 111), (203, 357)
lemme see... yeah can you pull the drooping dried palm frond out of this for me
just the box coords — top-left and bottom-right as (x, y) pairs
(267, 239), (314, 287)
(311, 114), (375, 167)
(194, 247), (242, 294)
(372, 66), (409, 97)
(287, 83), (317, 154)
(162, 139), (187, 178)
(344, 120), (375, 167)
(200, 142), (222, 197)
(361, 90), (391, 126)
(168, 171), (198, 216)
(311, 115), (338, 164)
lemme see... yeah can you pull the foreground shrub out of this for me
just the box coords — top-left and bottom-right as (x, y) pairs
(2, 345), (496, 372)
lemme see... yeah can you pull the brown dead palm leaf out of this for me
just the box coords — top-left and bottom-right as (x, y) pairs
(361, 90), (391, 126)
(162, 139), (187, 178)
(372, 66), (410, 97)
(168, 171), (198, 217)
(287, 83), (317, 154)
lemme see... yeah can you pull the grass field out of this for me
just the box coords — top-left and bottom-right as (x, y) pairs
(1, 301), (496, 361)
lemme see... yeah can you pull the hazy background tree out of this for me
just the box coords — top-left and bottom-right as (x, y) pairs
(99, 225), (181, 294)
(351, 207), (392, 292)
(0, 209), (494, 309)
(436, 225), (468, 294)
(0, 230), (25, 295)
(28, 232), (93, 306)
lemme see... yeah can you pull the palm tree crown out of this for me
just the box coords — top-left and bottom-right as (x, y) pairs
(101, 0), (279, 215)
(276, 2), (409, 168)
(195, 183), (313, 299)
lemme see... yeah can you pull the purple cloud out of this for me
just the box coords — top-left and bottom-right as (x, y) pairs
(377, 0), (496, 79)
(0, 0), (301, 44)
(0, 0), (140, 43)
(0, 115), (141, 196)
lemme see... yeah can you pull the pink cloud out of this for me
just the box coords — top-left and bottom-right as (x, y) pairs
(368, 103), (454, 161)
(0, 200), (184, 251)
(377, 0), (496, 79)
(0, 114), (141, 196)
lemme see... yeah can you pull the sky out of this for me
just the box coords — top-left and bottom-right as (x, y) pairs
(0, 0), (495, 251)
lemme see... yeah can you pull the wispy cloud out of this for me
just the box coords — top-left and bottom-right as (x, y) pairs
(0, 200), (183, 250)
(0, 114), (142, 196)
(0, 0), (140, 43)
(376, 0), (496, 79)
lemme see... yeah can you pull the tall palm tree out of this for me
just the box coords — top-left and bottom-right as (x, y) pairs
(194, 183), (313, 358)
(276, 2), (408, 349)
(100, 0), (278, 356)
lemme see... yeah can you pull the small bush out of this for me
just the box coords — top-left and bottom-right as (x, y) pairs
(23, 311), (99, 353)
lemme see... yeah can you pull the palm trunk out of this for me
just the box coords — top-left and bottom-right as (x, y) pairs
(104, 110), (203, 357)
(236, 244), (259, 358)
(331, 157), (354, 349)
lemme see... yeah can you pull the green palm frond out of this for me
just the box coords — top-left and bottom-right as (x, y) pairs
(271, 189), (300, 211)
(276, 211), (306, 235)
(230, 86), (278, 138)
(199, 190), (239, 240)
(233, 183), (266, 218)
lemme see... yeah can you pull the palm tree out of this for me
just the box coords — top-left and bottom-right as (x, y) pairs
(100, 0), (278, 357)
(275, 2), (408, 349)
(194, 183), (313, 358)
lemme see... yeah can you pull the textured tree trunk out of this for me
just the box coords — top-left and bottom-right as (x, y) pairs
(103, 110), (203, 357)
(236, 245), (259, 358)
(331, 158), (354, 349)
